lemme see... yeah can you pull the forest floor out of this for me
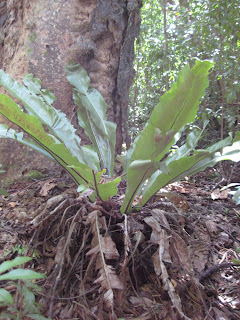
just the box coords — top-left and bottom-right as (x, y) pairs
(0, 166), (239, 320)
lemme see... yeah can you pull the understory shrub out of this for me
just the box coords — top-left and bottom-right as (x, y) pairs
(0, 256), (48, 319)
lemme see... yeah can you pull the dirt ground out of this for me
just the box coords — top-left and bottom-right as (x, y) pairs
(0, 166), (239, 320)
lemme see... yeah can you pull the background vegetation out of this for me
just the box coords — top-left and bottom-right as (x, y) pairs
(129, 0), (240, 145)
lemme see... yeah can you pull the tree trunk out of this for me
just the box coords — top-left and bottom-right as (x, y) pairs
(0, 0), (142, 182)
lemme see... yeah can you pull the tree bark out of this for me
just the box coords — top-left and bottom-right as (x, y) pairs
(0, 0), (142, 182)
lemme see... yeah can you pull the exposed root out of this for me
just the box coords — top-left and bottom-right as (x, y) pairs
(2, 181), (239, 320)
(25, 198), (210, 320)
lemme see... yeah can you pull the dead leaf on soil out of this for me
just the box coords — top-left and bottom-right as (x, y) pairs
(0, 231), (18, 257)
(8, 201), (18, 208)
(144, 213), (171, 263)
(145, 209), (191, 320)
(39, 179), (57, 197)
(55, 236), (66, 264)
(86, 211), (123, 313)
(190, 226), (211, 274)
(205, 220), (219, 235)
(211, 188), (230, 200)
(211, 307), (230, 320)
(129, 296), (155, 308)
(168, 182), (190, 194)
(155, 191), (189, 212)
(86, 235), (119, 260)
(45, 194), (66, 209)
(59, 303), (74, 319)
(94, 266), (123, 290)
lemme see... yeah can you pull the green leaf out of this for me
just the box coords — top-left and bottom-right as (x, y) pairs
(67, 164), (99, 189)
(232, 187), (240, 205)
(0, 69), (98, 168)
(0, 269), (46, 281)
(0, 92), (117, 198)
(23, 74), (56, 105)
(97, 177), (121, 201)
(0, 257), (32, 274)
(0, 124), (55, 161)
(23, 286), (38, 314)
(233, 131), (240, 143)
(166, 122), (208, 163)
(121, 160), (156, 213)
(0, 95), (56, 148)
(225, 90), (236, 103)
(0, 95), (97, 185)
(0, 312), (18, 319)
(217, 140), (240, 162)
(0, 164), (5, 173)
(130, 60), (213, 163)
(0, 187), (9, 197)
(70, 165), (120, 200)
(65, 63), (116, 177)
(221, 183), (240, 191)
(0, 288), (13, 305)
(77, 184), (89, 193)
(121, 60), (213, 213)
(139, 136), (240, 207)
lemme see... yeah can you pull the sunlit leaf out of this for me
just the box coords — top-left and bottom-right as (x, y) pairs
(121, 60), (213, 213)
(140, 136), (240, 207)
(0, 124), (55, 161)
(66, 63), (116, 177)
(0, 69), (98, 167)
(0, 257), (32, 274)
(0, 95), (98, 184)
(0, 269), (46, 281)
(0, 288), (13, 305)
